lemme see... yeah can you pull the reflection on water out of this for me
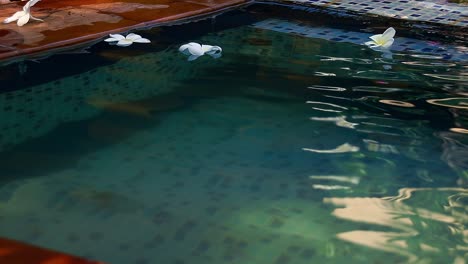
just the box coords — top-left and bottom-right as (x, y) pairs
(303, 143), (360, 154)
(427, 98), (468, 109)
(379, 99), (415, 108)
(450, 128), (468, 134)
(325, 188), (468, 263)
(0, 4), (467, 264)
(309, 116), (358, 129)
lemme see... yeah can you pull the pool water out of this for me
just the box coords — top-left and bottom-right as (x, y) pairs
(0, 4), (467, 264)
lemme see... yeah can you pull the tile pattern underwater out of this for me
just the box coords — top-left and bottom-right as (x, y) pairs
(0, 5), (467, 264)
(277, 0), (468, 27)
(253, 19), (468, 61)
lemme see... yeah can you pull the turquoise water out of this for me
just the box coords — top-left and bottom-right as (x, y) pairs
(0, 4), (467, 264)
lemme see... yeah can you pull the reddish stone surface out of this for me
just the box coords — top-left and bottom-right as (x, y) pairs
(0, 0), (249, 62)
(0, 237), (105, 264)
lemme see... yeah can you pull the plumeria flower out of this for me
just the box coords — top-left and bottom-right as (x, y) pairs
(179, 42), (222, 61)
(104, 33), (150, 47)
(365, 27), (396, 48)
(3, 0), (43, 26)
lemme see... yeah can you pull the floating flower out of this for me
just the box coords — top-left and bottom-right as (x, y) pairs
(3, 0), (43, 26)
(365, 27), (396, 48)
(104, 33), (150, 47)
(179, 42), (222, 61)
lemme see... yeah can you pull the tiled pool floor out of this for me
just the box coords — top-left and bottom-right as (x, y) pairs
(0, 96), (363, 264)
(0, 82), (465, 263)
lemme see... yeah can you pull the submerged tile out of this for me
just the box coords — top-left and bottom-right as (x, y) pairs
(276, 0), (468, 27)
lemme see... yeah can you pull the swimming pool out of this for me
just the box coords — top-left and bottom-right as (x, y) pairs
(0, 3), (467, 264)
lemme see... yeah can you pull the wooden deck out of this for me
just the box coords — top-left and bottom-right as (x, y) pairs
(0, 0), (249, 62)
(0, 237), (105, 263)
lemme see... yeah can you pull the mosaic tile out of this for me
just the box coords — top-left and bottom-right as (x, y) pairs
(252, 19), (468, 61)
(275, 0), (467, 27)
(0, 48), (223, 152)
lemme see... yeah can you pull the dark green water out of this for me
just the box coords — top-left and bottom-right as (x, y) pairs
(0, 4), (466, 264)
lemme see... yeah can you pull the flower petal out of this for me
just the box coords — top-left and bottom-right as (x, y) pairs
(369, 34), (382, 45)
(201, 44), (214, 53)
(3, 11), (25, 23)
(116, 39), (133, 47)
(132, 37), (150, 43)
(126, 33), (142, 41)
(179, 44), (191, 54)
(29, 15), (43, 22)
(186, 42), (203, 56)
(17, 13), (30, 26)
(104, 37), (119, 42)
(381, 38), (394, 48)
(364, 41), (377, 47)
(24, 0), (41, 12)
(381, 27), (396, 42)
(109, 34), (125, 40)
(205, 46), (222, 55)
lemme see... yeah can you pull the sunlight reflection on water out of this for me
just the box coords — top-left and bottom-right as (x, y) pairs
(325, 188), (468, 263)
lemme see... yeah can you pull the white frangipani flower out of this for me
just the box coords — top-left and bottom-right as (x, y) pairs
(179, 42), (222, 61)
(104, 33), (151, 47)
(3, 0), (43, 26)
(365, 27), (396, 48)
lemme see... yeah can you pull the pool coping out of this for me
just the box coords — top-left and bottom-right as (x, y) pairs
(0, 0), (253, 64)
(0, 237), (105, 263)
